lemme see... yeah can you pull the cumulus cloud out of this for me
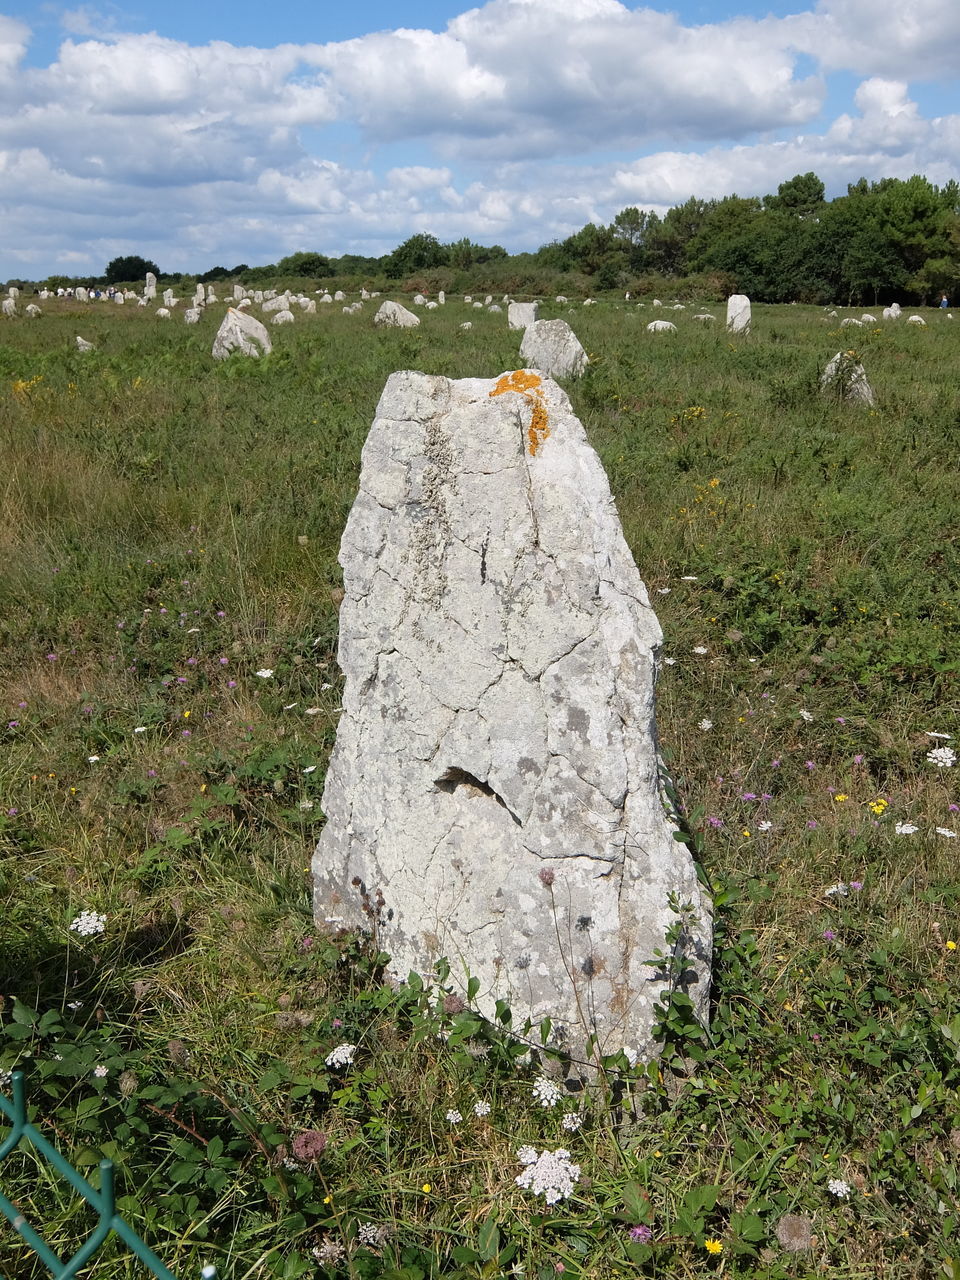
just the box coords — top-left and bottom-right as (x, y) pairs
(2, 0), (960, 278)
(793, 0), (960, 79)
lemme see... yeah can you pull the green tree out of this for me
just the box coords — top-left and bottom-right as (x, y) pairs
(764, 172), (825, 218)
(104, 255), (160, 283)
(384, 233), (448, 279)
(276, 251), (331, 277)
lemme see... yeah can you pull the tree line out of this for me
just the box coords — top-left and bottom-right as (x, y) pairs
(19, 172), (960, 305)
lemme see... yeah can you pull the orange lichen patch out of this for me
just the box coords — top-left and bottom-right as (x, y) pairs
(490, 370), (542, 398)
(489, 370), (550, 456)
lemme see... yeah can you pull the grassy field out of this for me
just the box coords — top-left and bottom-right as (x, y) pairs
(1, 292), (959, 1279)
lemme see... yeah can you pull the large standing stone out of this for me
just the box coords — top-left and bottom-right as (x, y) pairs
(726, 294), (751, 334)
(820, 351), (876, 406)
(374, 300), (420, 328)
(211, 307), (272, 359)
(508, 301), (539, 331)
(1, 298), (16, 317)
(313, 369), (711, 1062)
(144, 272), (156, 300)
(519, 319), (588, 378)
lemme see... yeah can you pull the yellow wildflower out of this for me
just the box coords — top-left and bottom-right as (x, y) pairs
(705, 1239), (723, 1255)
(833, 793), (848, 803)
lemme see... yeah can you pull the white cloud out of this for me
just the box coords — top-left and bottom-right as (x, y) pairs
(2, 0), (960, 279)
(0, 15), (30, 76)
(793, 0), (960, 79)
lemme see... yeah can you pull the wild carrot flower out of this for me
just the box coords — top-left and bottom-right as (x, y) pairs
(515, 1147), (580, 1204)
(532, 1076), (563, 1108)
(70, 911), (106, 936)
(928, 746), (957, 768)
(827, 1178), (852, 1199)
(325, 1043), (356, 1068)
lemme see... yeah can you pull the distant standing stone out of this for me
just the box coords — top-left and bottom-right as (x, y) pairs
(519, 318), (588, 378)
(820, 351), (876, 406)
(211, 307), (273, 359)
(184, 308), (201, 324)
(75, 336), (94, 352)
(313, 369), (711, 1063)
(726, 294), (751, 334)
(271, 309), (295, 325)
(647, 320), (677, 333)
(1, 298), (16, 317)
(508, 301), (539, 331)
(375, 301), (420, 327)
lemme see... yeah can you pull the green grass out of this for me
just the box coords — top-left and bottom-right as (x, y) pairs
(1, 294), (959, 1279)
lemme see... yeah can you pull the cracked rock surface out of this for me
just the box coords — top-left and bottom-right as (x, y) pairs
(313, 369), (711, 1060)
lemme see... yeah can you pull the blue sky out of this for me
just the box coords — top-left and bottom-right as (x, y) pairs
(2, 0), (960, 279)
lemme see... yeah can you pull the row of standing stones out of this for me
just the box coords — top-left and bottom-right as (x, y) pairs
(8, 280), (938, 1063)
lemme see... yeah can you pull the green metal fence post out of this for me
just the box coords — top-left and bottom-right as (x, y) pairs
(0, 1070), (215, 1280)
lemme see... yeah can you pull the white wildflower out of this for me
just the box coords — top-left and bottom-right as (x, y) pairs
(133, 726), (147, 734)
(474, 1100), (492, 1117)
(799, 709), (814, 722)
(255, 668), (274, 679)
(663, 657), (677, 666)
(93, 1064), (108, 1078)
(358, 1223), (385, 1246)
(824, 883), (849, 898)
(446, 1109), (463, 1125)
(758, 820), (773, 832)
(827, 1178), (852, 1199)
(304, 707), (321, 715)
(692, 645), (709, 655)
(927, 746), (957, 768)
(561, 1112), (583, 1132)
(87, 755), (100, 763)
(516, 1145), (538, 1166)
(70, 911), (106, 937)
(697, 718), (713, 731)
(532, 1076), (563, 1108)
(325, 1043), (356, 1068)
(656, 587), (671, 594)
(925, 731), (952, 739)
(936, 827), (957, 838)
(312, 1238), (345, 1264)
(515, 1147), (581, 1204)
(895, 822), (919, 835)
